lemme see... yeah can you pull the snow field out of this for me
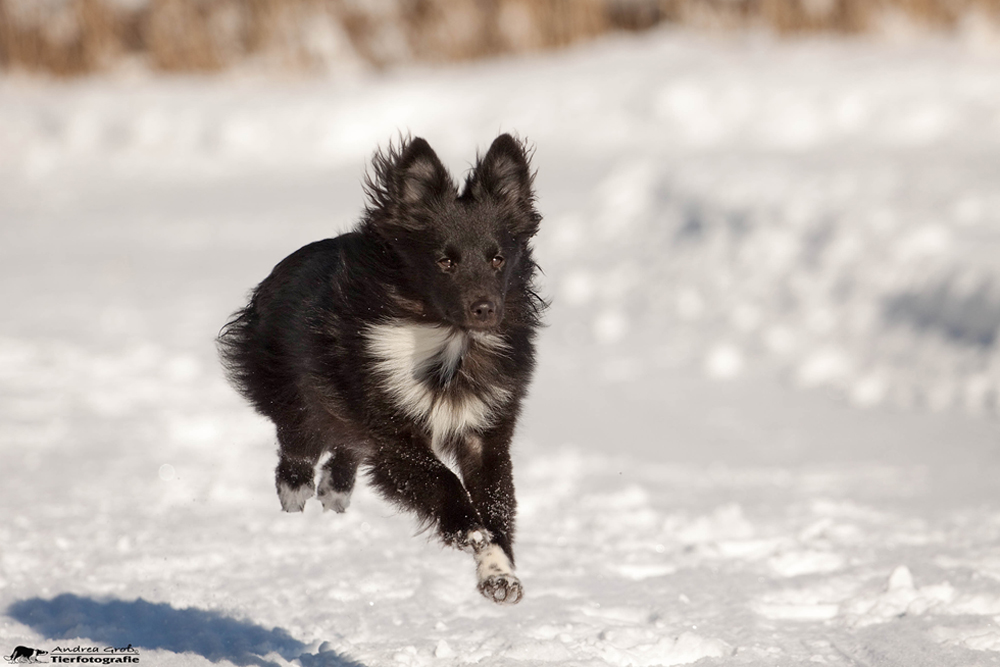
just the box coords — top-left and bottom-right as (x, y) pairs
(3, 27), (1000, 667)
(4, 355), (1000, 666)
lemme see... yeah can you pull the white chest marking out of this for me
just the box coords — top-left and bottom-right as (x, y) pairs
(366, 322), (511, 455)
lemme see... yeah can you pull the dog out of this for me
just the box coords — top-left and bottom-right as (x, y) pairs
(5, 646), (48, 663)
(218, 134), (544, 604)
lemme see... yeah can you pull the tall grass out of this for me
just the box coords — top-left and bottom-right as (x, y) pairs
(2, 0), (999, 76)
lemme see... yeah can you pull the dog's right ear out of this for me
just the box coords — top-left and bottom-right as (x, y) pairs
(466, 134), (539, 238)
(365, 137), (455, 233)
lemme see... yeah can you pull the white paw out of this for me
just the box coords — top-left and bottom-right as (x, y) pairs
(317, 488), (351, 513)
(277, 482), (313, 512)
(316, 469), (352, 512)
(478, 572), (523, 605)
(474, 543), (522, 605)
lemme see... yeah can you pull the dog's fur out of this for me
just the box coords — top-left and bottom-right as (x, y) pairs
(218, 134), (544, 604)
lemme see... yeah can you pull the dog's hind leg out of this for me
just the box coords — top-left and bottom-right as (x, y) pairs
(316, 447), (359, 513)
(275, 426), (322, 512)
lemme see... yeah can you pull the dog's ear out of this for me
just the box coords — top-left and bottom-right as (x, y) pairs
(365, 136), (455, 233)
(467, 134), (539, 237)
(394, 138), (453, 206)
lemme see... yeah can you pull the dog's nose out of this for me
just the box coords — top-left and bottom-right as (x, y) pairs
(470, 299), (497, 323)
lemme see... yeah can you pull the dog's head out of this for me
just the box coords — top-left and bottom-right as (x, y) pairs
(364, 134), (541, 331)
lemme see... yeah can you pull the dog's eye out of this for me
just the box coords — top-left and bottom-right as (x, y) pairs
(438, 258), (455, 272)
(492, 255), (505, 269)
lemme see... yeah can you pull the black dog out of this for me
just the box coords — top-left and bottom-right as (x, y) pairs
(219, 134), (544, 604)
(5, 646), (48, 663)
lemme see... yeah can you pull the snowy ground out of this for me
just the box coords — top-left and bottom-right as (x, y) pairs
(3, 28), (1000, 666)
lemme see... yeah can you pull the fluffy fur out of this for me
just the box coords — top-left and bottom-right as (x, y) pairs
(218, 134), (544, 604)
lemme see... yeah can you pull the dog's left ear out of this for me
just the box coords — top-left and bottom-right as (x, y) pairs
(394, 137), (453, 207)
(468, 134), (539, 237)
(365, 136), (456, 236)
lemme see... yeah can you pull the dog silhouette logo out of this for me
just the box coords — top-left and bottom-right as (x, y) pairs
(4, 646), (48, 664)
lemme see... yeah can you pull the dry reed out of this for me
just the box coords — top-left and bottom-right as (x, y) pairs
(2, 0), (999, 77)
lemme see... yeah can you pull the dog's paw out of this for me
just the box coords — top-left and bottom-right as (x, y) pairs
(316, 476), (351, 513)
(316, 467), (353, 513)
(277, 482), (313, 512)
(317, 488), (351, 513)
(478, 573), (523, 605)
(473, 542), (520, 604)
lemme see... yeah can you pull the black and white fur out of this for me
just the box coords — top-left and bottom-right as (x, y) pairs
(218, 134), (544, 604)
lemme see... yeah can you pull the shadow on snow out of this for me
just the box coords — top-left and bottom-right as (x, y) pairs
(6, 594), (363, 667)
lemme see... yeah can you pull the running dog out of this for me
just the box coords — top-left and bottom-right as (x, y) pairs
(219, 134), (544, 604)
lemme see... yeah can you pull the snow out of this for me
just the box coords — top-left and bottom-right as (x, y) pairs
(3, 27), (1000, 666)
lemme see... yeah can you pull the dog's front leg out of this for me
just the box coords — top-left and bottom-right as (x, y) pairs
(366, 434), (486, 549)
(458, 429), (522, 605)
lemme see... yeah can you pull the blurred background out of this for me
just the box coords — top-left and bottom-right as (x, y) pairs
(3, 0), (1000, 417)
(3, 0), (1000, 76)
